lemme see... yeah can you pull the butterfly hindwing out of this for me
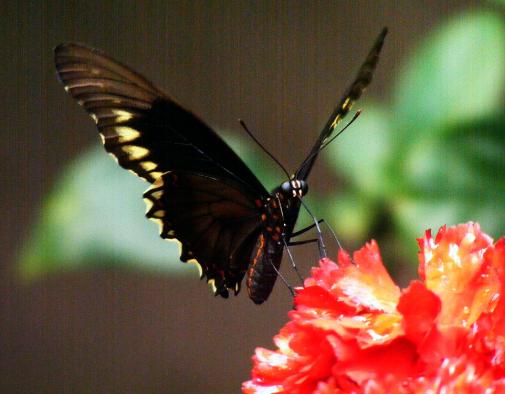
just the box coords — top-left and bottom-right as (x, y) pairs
(144, 171), (262, 297)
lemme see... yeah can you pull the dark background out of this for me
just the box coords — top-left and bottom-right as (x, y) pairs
(1, 1), (481, 393)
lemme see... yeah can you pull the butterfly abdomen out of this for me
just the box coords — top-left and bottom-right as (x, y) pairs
(246, 233), (284, 304)
(246, 198), (286, 304)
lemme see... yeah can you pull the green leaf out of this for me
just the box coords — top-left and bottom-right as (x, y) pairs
(325, 105), (394, 199)
(394, 11), (505, 137)
(394, 115), (505, 249)
(401, 115), (505, 197)
(19, 145), (198, 279)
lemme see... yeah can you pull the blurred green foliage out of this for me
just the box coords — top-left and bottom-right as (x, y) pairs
(21, 8), (505, 279)
(20, 147), (199, 278)
(325, 10), (505, 267)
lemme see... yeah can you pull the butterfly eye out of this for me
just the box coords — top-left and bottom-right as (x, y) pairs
(281, 181), (293, 194)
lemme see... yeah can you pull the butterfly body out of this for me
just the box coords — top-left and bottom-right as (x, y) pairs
(55, 28), (386, 304)
(247, 181), (307, 303)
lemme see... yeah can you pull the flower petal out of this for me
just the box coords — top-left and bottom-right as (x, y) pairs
(306, 242), (400, 314)
(397, 281), (440, 344)
(418, 222), (498, 326)
(331, 338), (418, 384)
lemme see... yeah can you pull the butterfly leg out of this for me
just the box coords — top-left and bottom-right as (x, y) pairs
(291, 220), (343, 250)
(298, 199), (327, 259)
(287, 238), (319, 246)
(291, 219), (324, 237)
(282, 236), (304, 285)
(267, 258), (295, 298)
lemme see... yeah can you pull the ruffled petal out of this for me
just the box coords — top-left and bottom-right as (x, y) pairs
(418, 222), (498, 327)
(397, 281), (440, 345)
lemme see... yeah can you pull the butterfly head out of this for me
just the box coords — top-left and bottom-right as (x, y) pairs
(281, 179), (308, 198)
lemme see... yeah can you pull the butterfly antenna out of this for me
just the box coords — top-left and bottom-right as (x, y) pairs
(298, 110), (362, 173)
(239, 119), (291, 179)
(298, 198), (327, 259)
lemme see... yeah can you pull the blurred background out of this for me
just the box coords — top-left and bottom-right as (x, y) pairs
(2, 1), (504, 393)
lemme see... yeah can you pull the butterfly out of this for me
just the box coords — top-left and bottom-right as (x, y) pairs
(54, 28), (387, 304)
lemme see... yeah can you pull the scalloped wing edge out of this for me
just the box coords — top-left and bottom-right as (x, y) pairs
(143, 174), (239, 298)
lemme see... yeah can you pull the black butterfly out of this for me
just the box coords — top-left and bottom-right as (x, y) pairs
(54, 28), (387, 304)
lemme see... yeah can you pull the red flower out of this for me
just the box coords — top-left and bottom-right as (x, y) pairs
(242, 223), (505, 393)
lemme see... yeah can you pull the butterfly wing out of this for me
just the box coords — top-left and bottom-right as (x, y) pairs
(295, 27), (388, 180)
(54, 43), (269, 297)
(144, 171), (262, 297)
(54, 43), (267, 194)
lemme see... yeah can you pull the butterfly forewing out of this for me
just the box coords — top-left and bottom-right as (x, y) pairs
(54, 43), (268, 194)
(295, 27), (388, 181)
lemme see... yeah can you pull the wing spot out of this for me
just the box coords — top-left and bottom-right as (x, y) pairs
(115, 126), (141, 142)
(112, 110), (134, 123)
(152, 176), (165, 188)
(140, 161), (158, 172)
(121, 145), (149, 160)
(143, 198), (154, 212)
(342, 97), (351, 110)
(207, 279), (217, 294)
(149, 171), (163, 180)
(150, 190), (163, 200)
(151, 210), (165, 218)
